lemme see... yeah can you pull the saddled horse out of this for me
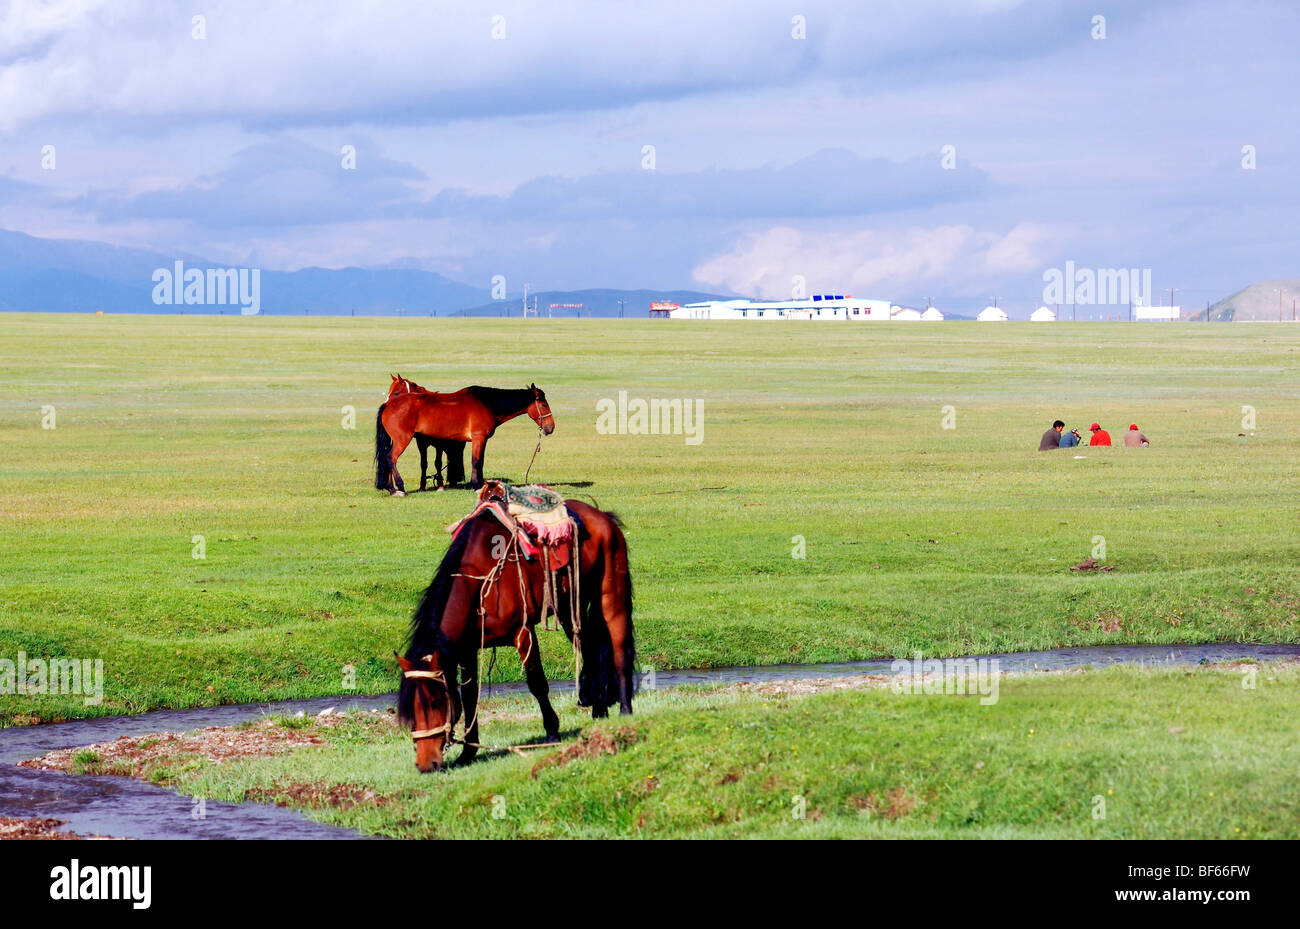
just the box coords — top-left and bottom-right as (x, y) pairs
(375, 383), (555, 494)
(397, 493), (636, 771)
(386, 375), (467, 490)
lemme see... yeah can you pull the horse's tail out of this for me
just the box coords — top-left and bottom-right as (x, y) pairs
(398, 521), (474, 727)
(578, 513), (636, 713)
(374, 403), (392, 490)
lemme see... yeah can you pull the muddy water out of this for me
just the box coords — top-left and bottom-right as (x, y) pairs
(3, 642), (1296, 839)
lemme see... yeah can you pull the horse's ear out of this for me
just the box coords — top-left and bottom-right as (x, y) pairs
(530, 382), (536, 390)
(395, 653), (413, 672)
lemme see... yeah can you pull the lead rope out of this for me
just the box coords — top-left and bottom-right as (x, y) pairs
(524, 426), (543, 483)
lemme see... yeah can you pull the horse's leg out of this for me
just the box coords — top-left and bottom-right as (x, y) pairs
(457, 655), (480, 765)
(433, 443), (445, 490)
(389, 431), (412, 496)
(469, 435), (486, 489)
(602, 558), (634, 716)
(448, 441), (466, 487)
(416, 435), (430, 492)
(519, 628), (560, 741)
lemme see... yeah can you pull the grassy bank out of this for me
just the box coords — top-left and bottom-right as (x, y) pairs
(2, 314), (1299, 722)
(40, 662), (1300, 839)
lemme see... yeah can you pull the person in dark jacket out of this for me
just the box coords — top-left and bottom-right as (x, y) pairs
(1039, 420), (1064, 450)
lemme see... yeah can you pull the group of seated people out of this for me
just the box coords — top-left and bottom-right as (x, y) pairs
(1040, 420), (1149, 450)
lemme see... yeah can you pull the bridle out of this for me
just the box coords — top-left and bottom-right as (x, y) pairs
(525, 392), (553, 483)
(530, 392), (554, 431)
(403, 657), (456, 742)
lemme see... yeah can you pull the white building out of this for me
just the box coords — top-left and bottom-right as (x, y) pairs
(669, 295), (894, 321)
(921, 307), (944, 321)
(977, 306), (1009, 322)
(1133, 304), (1180, 321)
(1030, 306), (1056, 322)
(891, 306), (924, 321)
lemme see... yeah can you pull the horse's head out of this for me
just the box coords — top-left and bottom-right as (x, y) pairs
(387, 374), (421, 399)
(396, 651), (461, 772)
(528, 383), (555, 435)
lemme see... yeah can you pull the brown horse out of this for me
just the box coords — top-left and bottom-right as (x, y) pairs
(386, 375), (466, 490)
(375, 384), (554, 494)
(397, 497), (636, 771)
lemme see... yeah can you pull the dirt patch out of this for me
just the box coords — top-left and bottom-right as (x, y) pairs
(531, 726), (639, 776)
(0, 816), (118, 840)
(20, 711), (394, 783)
(854, 786), (919, 820)
(1071, 557), (1114, 572)
(243, 781), (388, 810)
(727, 673), (895, 698)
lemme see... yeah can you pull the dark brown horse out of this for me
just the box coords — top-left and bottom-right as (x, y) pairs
(397, 498), (635, 771)
(386, 375), (466, 490)
(375, 384), (554, 494)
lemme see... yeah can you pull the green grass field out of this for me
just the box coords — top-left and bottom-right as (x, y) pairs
(70, 662), (1300, 839)
(2, 313), (1299, 723)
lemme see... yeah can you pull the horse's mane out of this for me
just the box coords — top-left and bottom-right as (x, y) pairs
(466, 385), (539, 418)
(397, 520), (475, 726)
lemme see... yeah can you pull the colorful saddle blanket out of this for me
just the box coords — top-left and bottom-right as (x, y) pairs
(445, 481), (576, 568)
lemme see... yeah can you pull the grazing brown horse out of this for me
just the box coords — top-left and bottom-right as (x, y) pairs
(386, 375), (466, 490)
(375, 384), (554, 494)
(397, 498), (636, 771)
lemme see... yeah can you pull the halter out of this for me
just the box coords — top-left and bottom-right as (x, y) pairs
(403, 659), (455, 741)
(530, 393), (554, 430)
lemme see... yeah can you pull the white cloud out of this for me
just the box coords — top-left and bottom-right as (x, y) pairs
(691, 222), (1058, 299)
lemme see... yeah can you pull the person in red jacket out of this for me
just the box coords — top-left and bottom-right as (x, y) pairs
(1089, 422), (1112, 446)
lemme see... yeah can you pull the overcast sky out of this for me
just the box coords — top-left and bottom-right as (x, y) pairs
(1, 0), (1296, 312)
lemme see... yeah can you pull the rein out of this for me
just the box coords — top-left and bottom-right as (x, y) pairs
(525, 397), (552, 483)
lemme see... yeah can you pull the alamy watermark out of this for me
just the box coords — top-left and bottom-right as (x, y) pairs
(1, 652), (104, 705)
(890, 652), (1000, 705)
(1042, 261), (1151, 306)
(152, 261), (261, 315)
(595, 390), (703, 445)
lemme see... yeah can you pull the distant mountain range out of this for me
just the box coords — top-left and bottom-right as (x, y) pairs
(1194, 277), (1300, 322)
(0, 228), (733, 317)
(0, 229), (490, 315)
(3, 228), (1293, 322)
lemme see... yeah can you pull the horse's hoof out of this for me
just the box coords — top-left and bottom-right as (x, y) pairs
(392, 490), (406, 497)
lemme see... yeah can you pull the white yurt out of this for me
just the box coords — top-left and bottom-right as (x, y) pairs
(1030, 306), (1056, 322)
(891, 306), (923, 321)
(977, 306), (1009, 322)
(921, 307), (944, 321)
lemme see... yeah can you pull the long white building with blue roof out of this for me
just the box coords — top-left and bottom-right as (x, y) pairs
(668, 294), (938, 321)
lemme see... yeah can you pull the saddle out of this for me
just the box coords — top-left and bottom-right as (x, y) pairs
(445, 480), (576, 569)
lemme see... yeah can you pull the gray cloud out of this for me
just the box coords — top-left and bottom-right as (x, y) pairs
(72, 137), (426, 226)
(0, 0), (1178, 134)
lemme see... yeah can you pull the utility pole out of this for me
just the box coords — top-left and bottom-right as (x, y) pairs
(617, 299), (625, 318)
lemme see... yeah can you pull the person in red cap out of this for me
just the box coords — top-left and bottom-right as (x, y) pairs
(1089, 422), (1112, 446)
(1123, 423), (1150, 447)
